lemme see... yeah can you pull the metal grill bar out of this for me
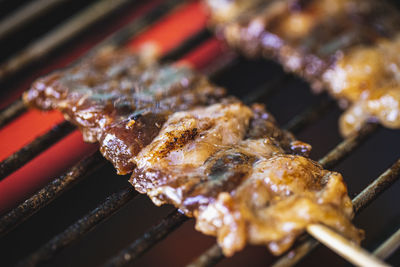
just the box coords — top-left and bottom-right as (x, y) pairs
(241, 77), (335, 134)
(17, 187), (138, 267)
(186, 123), (381, 267)
(352, 159), (400, 213)
(0, 0), (66, 39)
(103, 210), (188, 267)
(242, 78), (335, 134)
(0, 0), (135, 81)
(161, 28), (212, 63)
(187, 244), (223, 267)
(242, 75), (290, 105)
(0, 121), (75, 180)
(0, 99), (25, 128)
(0, 152), (105, 237)
(91, 0), (184, 50)
(283, 98), (335, 132)
(373, 227), (400, 259)
(272, 158), (400, 267)
(318, 123), (378, 169)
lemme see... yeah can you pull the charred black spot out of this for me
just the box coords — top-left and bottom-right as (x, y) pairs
(114, 98), (134, 114)
(209, 152), (250, 179)
(290, 141), (312, 157)
(130, 113), (142, 120)
(182, 151), (254, 211)
(290, 0), (313, 11)
(158, 128), (199, 157)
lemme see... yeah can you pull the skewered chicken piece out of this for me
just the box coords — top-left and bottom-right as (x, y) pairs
(205, 0), (400, 136)
(131, 102), (363, 255)
(24, 47), (363, 256)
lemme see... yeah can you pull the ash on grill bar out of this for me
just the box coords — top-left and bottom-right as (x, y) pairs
(0, 1), (399, 267)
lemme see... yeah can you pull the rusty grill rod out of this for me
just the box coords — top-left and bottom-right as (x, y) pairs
(17, 187), (138, 267)
(103, 210), (188, 267)
(243, 77), (335, 133)
(0, 99), (26, 128)
(0, 0), (195, 182)
(0, 0), (137, 82)
(0, 0), (66, 40)
(0, 152), (105, 237)
(186, 243), (224, 267)
(0, 121), (75, 180)
(318, 123), (378, 170)
(90, 0), (184, 50)
(373, 227), (400, 260)
(283, 97), (335, 133)
(0, 0), (185, 125)
(242, 75), (292, 105)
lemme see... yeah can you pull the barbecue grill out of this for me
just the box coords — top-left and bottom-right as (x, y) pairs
(0, 0), (399, 266)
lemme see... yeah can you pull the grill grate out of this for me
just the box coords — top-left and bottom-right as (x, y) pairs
(373, 227), (400, 259)
(0, 121), (75, 180)
(0, 1), (399, 266)
(104, 210), (188, 267)
(0, 152), (105, 237)
(0, 0), (137, 82)
(19, 186), (138, 267)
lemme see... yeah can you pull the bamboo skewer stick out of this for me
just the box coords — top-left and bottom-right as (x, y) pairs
(307, 224), (390, 267)
(373, 227), (400, 260)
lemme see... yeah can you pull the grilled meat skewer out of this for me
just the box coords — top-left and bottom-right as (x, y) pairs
(131, 102), (362, 255)
(206, 0), (400, 136)
(24, 47), (363, 256)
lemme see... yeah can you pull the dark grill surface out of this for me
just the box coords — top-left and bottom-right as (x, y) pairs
(0, 1), (399, 267)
